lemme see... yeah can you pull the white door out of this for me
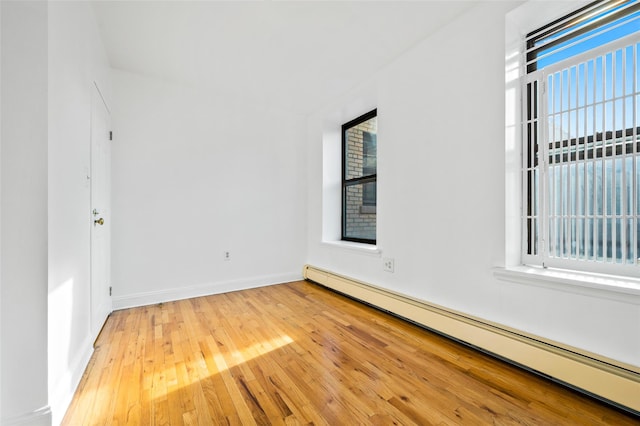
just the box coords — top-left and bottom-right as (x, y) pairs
(90, 83), (112, 340)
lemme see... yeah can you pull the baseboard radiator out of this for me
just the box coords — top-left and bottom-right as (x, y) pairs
(302, 264), (640, 414)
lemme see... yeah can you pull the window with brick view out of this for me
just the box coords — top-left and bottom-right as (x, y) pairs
(342, 110), (377, 244)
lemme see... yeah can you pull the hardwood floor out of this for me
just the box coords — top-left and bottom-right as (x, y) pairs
(63, 280), (639, 425)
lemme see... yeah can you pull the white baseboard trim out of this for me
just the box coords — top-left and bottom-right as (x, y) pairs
(112, 272), (303, 310)
(49, 335), (94, 426)
(303, 264), (640, 414)
(1, 406), (52, 426)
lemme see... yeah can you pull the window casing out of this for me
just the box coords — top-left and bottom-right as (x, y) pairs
(523, 0), (640, 276)
(342, 109), (377, 244)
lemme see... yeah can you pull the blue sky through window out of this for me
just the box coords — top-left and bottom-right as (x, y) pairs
(535, 3), (640, 70)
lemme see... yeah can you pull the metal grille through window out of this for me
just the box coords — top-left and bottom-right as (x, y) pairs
(523, 0), (640, 274)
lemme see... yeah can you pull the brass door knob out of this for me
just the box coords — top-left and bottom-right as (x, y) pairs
(94, 218), (105, 226)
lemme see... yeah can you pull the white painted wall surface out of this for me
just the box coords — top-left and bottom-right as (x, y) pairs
(0, 1), (3, 421)
(47, 2), (111, 424)
(111, 70), (306, 308)
(306, 2), (640, 368)
(1, 1), (4, 422)
(0, 1), (50, 424)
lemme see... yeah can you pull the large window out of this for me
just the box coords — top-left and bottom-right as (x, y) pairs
(342, 109), (377, 244)
(523, 0), (640, 275)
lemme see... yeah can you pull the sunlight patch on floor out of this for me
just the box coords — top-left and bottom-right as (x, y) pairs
(212, 334), (294, 375)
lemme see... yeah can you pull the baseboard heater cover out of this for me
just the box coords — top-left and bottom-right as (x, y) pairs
(302, 264), (640, 415)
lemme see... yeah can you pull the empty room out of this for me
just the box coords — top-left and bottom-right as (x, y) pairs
(1, 0), (639, 424)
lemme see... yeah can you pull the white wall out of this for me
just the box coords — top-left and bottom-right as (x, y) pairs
(47, 2), (111, 424)
(307, 2), (640, 368)
(111, 70), (307, 308)
(1, 2), (4, 421)
(1, 1), (50, 424)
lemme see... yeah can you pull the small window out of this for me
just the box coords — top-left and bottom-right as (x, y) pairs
(342, 109), (377, 244)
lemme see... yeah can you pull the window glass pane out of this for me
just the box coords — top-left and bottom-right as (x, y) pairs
(615, 99), (623, 130)
(586, 105), (594, 135)
(570, 164), (576, 216)
(627, 218), (634, 263)
(587, 162), (594, 215)
(604, 101), (614, 134)
(585, 218), (594, 260)
(578, 107), (586, 138)
(564, 218), (570, 257)
(616, 217), (623, 262)
(637, 218), (640, 262)
(597, 218), (605, 261)
(571, 218), (577, 258)
(570, 109), (577, 139)
(570, 66), (577, 110)
(344, 182), (376, 241)
(527, 83), (532, 120)
(626, 157), (633, 216)
(605, 159), (613, 215)
(625, 96), (634, 129)
(577, 162), (585, 215)
(615, 49), (624, 98)
(587, 60), (595, 104)
(578, 63), (586, 107)
(625, 45), (634, 95)
(578, 218), (585, 259)
(637, 157), (640, 214)
(534, 168), (539, 214)
(345, 117), (377, 180)
(527, 218), (533, 255)
(595, 103), (604, 134)
(534, 81), (539, 119)
(363, 181), (376, 207)
(554, 72), (562, 112)
(596, 56), (604, 103)
(533, 218), (539, 255)
(605, 52), (613, 101)
(637, 42), (640, 90)
(606, 217), (614, 260)
(562, 164), (569, 216)
(548, 74), (554, 112)
(596, 161), (603, 215)
(563, 69), (570, 111)
(615, 158), (623, 216)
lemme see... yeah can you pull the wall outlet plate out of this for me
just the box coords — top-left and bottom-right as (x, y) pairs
(383, 258), (394, 273)
(224, 251), (231, 261)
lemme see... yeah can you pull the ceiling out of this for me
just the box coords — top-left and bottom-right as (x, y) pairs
(92, 1), (476, 114)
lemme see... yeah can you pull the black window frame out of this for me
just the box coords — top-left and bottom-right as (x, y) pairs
(341, 109), (377, 245)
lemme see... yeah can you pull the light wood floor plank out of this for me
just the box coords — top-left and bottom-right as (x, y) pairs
(63, 281), (639, 425)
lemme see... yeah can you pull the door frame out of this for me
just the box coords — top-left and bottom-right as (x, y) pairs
(90, 81), (112, 341)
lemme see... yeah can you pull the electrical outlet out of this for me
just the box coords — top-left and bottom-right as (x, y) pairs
(383, 258), (394, 273)
(224, 251), (231, 261)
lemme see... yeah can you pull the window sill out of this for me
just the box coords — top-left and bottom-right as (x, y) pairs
(321, 240), (382, 257)
(493, 266), (640, 304)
